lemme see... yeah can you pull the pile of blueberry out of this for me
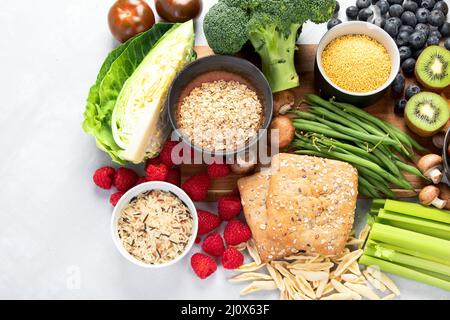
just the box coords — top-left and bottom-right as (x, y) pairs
(328, 0), (449, 115)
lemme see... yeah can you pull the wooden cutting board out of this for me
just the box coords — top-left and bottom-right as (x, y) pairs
(181, 45), (440, 201)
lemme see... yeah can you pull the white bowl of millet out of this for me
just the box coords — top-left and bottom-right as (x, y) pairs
(111, 181), (198, 268)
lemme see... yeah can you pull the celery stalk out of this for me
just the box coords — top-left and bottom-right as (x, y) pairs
(359, 255), (450, 291)
(371, 199), (386, 211)
(368, 223), (450, 261)
(377, 209), (450, 240)
(384, 200), (450, 224)
(366, 240), (450, 266)
(365, 245), (450, 277)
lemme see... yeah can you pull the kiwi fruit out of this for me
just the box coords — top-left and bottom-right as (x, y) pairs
(405, 92), (450, 137)
(415, 46), (450, 91)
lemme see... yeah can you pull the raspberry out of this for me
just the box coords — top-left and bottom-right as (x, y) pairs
(223, 220), (252, 246)
(195, 236), (202, 244)
(113, 167), (138, 192)
(166, 167), (181, 186)
(222, 247), (244, 269)
(160, 140), (182, 167)
(93, 166), (116, 189)
(182, 173), (210, 201)
(218, 195), (242, 221)
(146, 163), (168, 181)
(191, 253), (217, 279)
(207, 162), (230, 178)
(197, 210), (221, 235)
(202, 233), (225, 257)
(135, 176), (148, 185)
(110, 191), (125, 206)
(145, 156), (161, 170)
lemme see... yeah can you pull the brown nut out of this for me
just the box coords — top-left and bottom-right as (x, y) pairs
(273, 90), (295, 116)
(270, 116), (295, 149)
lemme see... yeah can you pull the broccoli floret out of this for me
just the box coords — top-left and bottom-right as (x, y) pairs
(203, 0), (336, 92)
(203, 3), (249, 54)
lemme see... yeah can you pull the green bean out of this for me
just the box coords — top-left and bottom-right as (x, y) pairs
(385, 121), (428, 152)
(370, 147), (401, 177)
(293, 121), (361, 143)
(358, 176), (381, 198)
(309, 106), (369, 133)
(295, 112), (398, 146)
(362, 173), (397, 199)
(293, 140), (412, 190)
(355, 165), (389, 187)
(395, 160), (426, 178)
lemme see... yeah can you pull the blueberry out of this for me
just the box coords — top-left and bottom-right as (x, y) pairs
(403, 0), (419, 12)
(402, 58), (417, 75)
(377, 0), (390, 15)
(327, 18), (342, 30)
(430, 30), (442, 39)
(414, 48), (425, 59)
(399, 46), (413, 61)
(421, 0), (436, 10)
(434, 1), (449, 15)
(415, 23), (430, 37)
(401, 11), (418, 26)
(440, 22), (450, 37)
(394, 99), (407, 115)
(416, 8), (430, 23)
(390, 4), (404, 17)
(358, 8), (374, 21)
(392, 73), (406, 94)
(346, 6), (359, 20)
(405, 84), (421, 100)
(445, 38), (450, 50)
(372, 17), (386, 28)
(428, 10), (446, 27)
(409, 31), (428, 49)
(384, 19), (400, 37)
(397, 31), (412, 46)
(399, 25), (415, 34)
(388, 0), (404, 4)
(333, 1), (340, 17)
(427, 35), (440, 45)
(356, 0), (371, 9)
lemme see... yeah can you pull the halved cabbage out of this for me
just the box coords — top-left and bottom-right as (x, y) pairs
(111, 20), (195, 163)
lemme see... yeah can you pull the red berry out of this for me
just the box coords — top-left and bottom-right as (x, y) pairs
(195, 236), (202, 244)
(145, 156), (161, 170)
(160, 140), (182, 167)
(135, 176), (148, 185)
(222, 247), (244, 269)
(197, 210), (221, 235)
(182, 173), (210, 201)
(207, 162), (230, 178)
(202, 233), (225, 257)
(113, 167), (138, 192)
(223, 220), (252, 246)
(110, 191), (125, 206)
(218, 195), (242, 221)
(191, 253), (217, 279)
(146, 163), (168, 181)
(93, 166), (116, 189)
(166, 167), (181, 186)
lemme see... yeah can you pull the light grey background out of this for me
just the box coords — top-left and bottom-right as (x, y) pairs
(0, 0), (449, 299)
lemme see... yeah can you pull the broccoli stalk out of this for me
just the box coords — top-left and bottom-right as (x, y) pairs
(248, 21), (301, 92)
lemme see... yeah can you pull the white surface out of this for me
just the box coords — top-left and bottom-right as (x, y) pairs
(0, 0), (449, 300)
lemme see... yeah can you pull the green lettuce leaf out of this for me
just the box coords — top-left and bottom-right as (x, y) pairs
(82, 23), (174, 164)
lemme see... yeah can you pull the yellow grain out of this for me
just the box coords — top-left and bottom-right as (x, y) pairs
(321, 34), (391, 93)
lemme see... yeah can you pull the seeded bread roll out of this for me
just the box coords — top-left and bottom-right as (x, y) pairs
(238, 154), (358, 262)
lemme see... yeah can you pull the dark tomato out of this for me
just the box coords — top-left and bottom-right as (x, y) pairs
(155, 0), (202, 23)
(108, 0), (155, 43)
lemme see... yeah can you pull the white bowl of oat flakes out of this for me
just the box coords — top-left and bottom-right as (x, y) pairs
(111, 181), (198, 268)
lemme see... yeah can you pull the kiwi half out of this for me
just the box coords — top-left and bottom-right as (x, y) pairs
(415, 46), (450, 91)
(405, 92), (450, 137)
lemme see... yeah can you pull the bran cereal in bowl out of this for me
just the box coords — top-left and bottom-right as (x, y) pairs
(115, 187), (195, 266)
(177, 79), (264, 152)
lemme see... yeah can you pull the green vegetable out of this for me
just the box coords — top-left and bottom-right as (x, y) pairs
(83, 22), (195, 164)
(360, 200), (450, 291)
(203, 0), (336, 92)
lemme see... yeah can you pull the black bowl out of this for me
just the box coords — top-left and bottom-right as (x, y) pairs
(167, 55), (273, 157)
(442, 128), (450, 184)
